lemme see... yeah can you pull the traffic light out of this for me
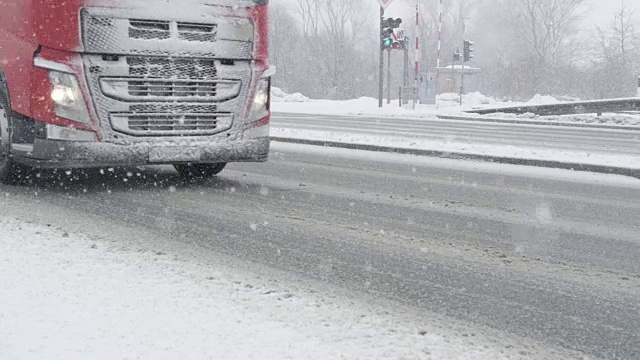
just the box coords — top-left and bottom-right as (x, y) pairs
(453, 48), (461, 62)
(381, 23), (393, 49)
(381, 18), (403, 50)
(463, 40), (474, 62)
(384, 17), (403, 29)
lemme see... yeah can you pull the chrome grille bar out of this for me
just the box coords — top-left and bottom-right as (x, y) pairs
(100, 77), (241, 102)
(110, 113), (234, 136)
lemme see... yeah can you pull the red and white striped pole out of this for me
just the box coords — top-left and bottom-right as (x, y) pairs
(435, 0), (444, 106)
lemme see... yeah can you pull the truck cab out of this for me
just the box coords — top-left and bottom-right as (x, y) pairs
(0, 0), (272, 183)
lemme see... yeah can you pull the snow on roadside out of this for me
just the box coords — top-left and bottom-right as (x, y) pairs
(437, 92), (501, 108)
(271, 86), (310, 103)
(486, 112), (640, 127)
(0, 218), (580, 360)
(526, 94), (562, 105)
(270, 87), (552, 116)
(271, 88), (640, 127)
(271, 128), (639, 169)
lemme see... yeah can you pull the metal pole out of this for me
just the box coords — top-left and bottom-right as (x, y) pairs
(435, 0), (444, 106)
(378, 6), (384, 108)
(459, 54), (464, 106)
(403, 45), (409, 105)
(451, 52), (456, 94)
(460, 60), (465, 106)
(459, 15), (465, 107)
(387, 49), (391, 104)
(414, 5), (420, 109)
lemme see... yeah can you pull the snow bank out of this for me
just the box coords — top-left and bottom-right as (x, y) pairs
(0, 218), (578, 360)
(270, 90), (640, 127)
(271, 90), (566, 114)
(438, 92), (500, 108)
(271, 90), (564, 116)
(527, 94), (561, 105)
(554, 113), (640, 126)
(271, 86), (310, 103)
(485, 112), (640, 126)
(273, 96), (440, 118)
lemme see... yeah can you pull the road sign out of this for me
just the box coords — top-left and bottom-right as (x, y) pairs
(377, 0), (395, 9)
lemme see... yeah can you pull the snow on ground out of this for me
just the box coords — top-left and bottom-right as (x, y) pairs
(526, 94), (564, 105)
(271, 88), (640, 127)
(0, 218), (582, 360)
(272, 87), (310, 103)
(486, 112), (640, 126)
(271, 87), (557, 117)
(271, 127), (639, 170)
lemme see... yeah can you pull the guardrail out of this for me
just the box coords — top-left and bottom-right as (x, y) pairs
(467, 97), (640, 116)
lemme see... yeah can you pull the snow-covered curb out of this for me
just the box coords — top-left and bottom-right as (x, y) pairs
(271, 128), (639, 176)
(435, 114), (640, 130)
(486, 113), (640, 127)
(0, 218), (581, 360)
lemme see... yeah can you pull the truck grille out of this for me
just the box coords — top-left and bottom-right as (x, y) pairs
(100, 77), (242, 102)
(128, 80), (217, 98)
(81, 8), (253, 139)
(127, 57), (217, 79)
(127, 19), (218, 42)
(110, 113), (233, 136)
(81, 7), (253, 59)
(128, 19), (171, 40)
(178, 22), (217, 42)
(130, 104), (218, 114)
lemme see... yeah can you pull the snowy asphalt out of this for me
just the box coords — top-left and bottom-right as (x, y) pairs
(272, 112), (640, 155)
(1, 143), (639, 359)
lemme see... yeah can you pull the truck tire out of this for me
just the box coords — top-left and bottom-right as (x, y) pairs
(0, 90), (21, 185)
(174, 163), (227, 179)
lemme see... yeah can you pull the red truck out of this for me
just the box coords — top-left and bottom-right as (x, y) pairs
(0, 0), (272, 184)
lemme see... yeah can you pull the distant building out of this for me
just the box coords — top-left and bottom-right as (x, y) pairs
(437, 65), (482, 94)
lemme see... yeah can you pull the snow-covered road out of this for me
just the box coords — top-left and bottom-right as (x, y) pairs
(3, 219), (559, 360)
(1, 143), (638, 359)
(271, 112), (640, 173)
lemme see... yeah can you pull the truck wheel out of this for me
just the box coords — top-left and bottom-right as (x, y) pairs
(174, 163), (227, 179)
(0, 96), (20, 185)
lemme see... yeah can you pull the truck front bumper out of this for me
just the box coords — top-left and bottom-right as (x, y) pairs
(13, 137), (270, 169)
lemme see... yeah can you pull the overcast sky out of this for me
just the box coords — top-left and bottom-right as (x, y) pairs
(275, 0), (640, 28)
(380, 0), (640, 27)
(587, 0), (639, 25)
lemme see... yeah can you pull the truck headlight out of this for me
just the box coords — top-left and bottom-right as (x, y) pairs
(48, 71), (91, 125)
(249, 77), (270, 121)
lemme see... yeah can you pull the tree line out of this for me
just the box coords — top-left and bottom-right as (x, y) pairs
(270, 0), (639, 101)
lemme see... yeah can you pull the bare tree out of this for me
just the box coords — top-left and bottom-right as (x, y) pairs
(269, 2), (303, 92)
(589, 1), (640, 98)
(270, 0), (613, 101)
(595, 1), (638, 66)
(270, 0), (377, 99)
(295, 0), (321, 38)
(318, 0), (372, 98)
(470, 0), (587, 98)
(507, 0), (586, 66)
